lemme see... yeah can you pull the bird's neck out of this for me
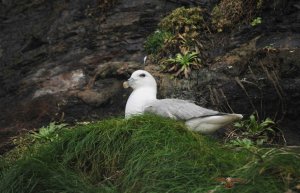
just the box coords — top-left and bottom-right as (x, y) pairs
(125, 86), (157, 118)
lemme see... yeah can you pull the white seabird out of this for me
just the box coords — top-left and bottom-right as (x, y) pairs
(124, 70), (243, 134)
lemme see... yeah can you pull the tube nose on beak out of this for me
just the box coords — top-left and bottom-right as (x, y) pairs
(123, 81), (129, 89)
(123, 78), (134, 89)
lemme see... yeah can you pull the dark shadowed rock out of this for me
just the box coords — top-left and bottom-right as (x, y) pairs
(0, 0), (181, 143)
(146, 34), (300, 145)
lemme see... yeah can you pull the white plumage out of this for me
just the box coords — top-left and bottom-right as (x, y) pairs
(124, 70), (243, 134)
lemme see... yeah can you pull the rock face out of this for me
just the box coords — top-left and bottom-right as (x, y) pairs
(0, 0), (180, 135)
(147, 47), (300, 145)
(0, 0), (300, 145)
(144, 0), (300, 145)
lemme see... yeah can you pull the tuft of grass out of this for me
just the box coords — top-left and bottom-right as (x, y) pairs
(0, 115), (299, 193)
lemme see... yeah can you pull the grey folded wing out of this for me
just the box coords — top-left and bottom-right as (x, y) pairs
(144, 99), (224, 120)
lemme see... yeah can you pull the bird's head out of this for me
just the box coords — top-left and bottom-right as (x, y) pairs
(123, 70), (157, 90)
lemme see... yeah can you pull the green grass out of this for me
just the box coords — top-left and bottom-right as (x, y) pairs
(0, 115), (299, 193)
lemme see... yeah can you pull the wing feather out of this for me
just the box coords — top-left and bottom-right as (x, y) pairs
(144, 99), (223, 120)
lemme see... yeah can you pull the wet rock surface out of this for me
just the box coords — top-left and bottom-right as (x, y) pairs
(0, 0), (300, 147)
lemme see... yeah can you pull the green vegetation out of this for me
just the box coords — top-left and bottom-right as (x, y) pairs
(164, 51), (201, 78)
(211, 0), (243, 32)
(31, 122), (67, 142)
(228, 114), (284, 146)
(144, 30), (172, 55)
(211, 0), (263, 32)
(0, 122), (67, 167)
(144, 7), (206, 78)
(228, 138), (255, 150)
(158, 7), (205, 34)
(143, 1), (269, 77)
(250, 17), (262, 26)
(1, 115), (299, 192)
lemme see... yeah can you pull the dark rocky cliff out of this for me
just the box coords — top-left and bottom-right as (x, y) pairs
(0, 0), (299, 146)
(0, 0), (179, 137)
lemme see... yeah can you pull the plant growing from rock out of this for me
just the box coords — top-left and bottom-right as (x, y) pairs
(159, 7), (206, 34)
(211, 0), (263, 32)
(144, 7), (208, 77)
(163, 51), (201, 78)
(158, 7), (208, 55)
(1, 122), (67, 166)
(250, 17), (262, 26)
(144, 30), (172, 55)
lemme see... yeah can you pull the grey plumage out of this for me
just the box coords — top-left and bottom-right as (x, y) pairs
(145, 99), (224, 120)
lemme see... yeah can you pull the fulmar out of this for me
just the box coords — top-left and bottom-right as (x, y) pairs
(124, 70), (243, 134)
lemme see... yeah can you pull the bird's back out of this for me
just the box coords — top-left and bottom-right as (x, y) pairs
(144, 99), (222, 120)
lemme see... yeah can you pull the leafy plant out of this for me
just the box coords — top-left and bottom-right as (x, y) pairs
(164, 51), (201, 78)
(211, 0), (242, 32)
(143, 7), (208, 77)
(159, 7), (206, 34)
(235, 115), (275, 134)
(229, 138), (255, 150)
(144, 30), (172, 55)
(250, 17), (262, 26)
(228, 114), (284, 146)
(0, 122), (68, 168)
(31, 122), (67, 142)
(157, 7), (207, 56)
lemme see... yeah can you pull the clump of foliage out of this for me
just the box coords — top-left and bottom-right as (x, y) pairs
(144, 7), (208, 78)
(144, 30), (172, 55)
(228, 138), (255, 150)
(158, 7), (206, 34)
(163, 51), (201, 78)
(211, 0), (263, 32)
(31, 122), (67, 142)
(250, 16), (262, 26)
(158, 7), (208, 57)
(1, 122), (67, 166)
(227, 114), (285, 146)
(1, 115), (299, 193)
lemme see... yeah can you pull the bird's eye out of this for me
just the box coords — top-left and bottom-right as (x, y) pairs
(139, 73), (146, 78)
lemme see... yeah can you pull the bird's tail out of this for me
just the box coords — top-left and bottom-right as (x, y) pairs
(230, 113), (243, 120)
(202, 113), (243, 125)
(186, 113), (243, 134)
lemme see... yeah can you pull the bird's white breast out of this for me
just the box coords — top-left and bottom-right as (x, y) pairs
(125, 87), (157, 118)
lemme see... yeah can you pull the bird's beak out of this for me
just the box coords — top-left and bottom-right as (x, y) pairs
(123, 78), (134, 89)
(123, 81), (129, 89)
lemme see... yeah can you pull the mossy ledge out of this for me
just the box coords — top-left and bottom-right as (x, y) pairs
(1, 115), (299, 193)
